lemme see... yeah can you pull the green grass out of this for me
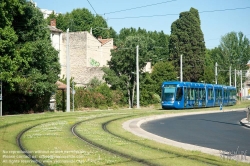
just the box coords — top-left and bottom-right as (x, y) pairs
(0, 102), (250, 166)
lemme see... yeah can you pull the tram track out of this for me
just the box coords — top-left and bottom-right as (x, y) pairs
(16, 124), (44, 166)
(71, 115), (157, 166)
(14, 113), (130, 166)
(4, 111), (238, 166)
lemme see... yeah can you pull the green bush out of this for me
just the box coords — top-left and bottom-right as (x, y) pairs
(96, 83), (113, 106)
(111, 90), (125, 106)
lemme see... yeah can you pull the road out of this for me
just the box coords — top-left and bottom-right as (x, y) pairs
(141, 110), (250, 155)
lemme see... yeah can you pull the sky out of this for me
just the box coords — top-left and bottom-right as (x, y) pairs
(33, 0), (250, 49)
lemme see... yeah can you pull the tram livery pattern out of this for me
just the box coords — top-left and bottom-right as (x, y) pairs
(161, 81), (237, 109)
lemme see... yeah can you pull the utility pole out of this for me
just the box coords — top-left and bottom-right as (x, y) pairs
(136, 45), (140, 109)
(229, 65), (231, 86)
(72, 82), (74, 112)
(180, 54), (183, 82)
(241, 70), (242, 101)
(215, 62), (218, 84)
(0, 81), (2, 117)
(66, 28), (70, 112)
(235, 69), (236, 88)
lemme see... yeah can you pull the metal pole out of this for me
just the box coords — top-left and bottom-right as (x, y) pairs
(215, 62), (218, 84)
(0, 81), (2, 117)
(66, 28), (70, 112)
(229, 65), (231, 86)
(0, 99), (2, 117)
(241, 70), (242, 101)
(235, 69), (236, 88)
(136, 45), (140, 109)
(73, 82), (74, 112)
(180, 54), (183, 82)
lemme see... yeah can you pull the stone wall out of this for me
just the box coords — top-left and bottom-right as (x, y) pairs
(74, 67), (105, 85)
(60, 31), (111, 85)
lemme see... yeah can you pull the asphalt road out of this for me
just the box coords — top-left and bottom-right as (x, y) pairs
(141, 110), (250, 155)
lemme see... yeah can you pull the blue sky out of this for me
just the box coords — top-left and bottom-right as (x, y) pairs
(34, 0), (250, 49)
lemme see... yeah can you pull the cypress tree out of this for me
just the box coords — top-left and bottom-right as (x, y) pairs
(169, 7), (205, 82)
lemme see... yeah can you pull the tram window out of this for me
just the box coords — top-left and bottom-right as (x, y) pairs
(195, 88), (199, 100)
(208, 88), (214, 100)
(184, 87), (188, 100)
(175, 87), (183, 101)
(190, 88), (195, 100)
(187, 88), (190, 100)
(215, 90), (218, 100)
(219, 90), (222, 99)
(224, 89), (228, 99)
(216, 89), (222, 100)
(211, 89), (214, 100)
(198, 88), (202, 100)
(200, 88), (205, 100)
(162, 87), (175, 101)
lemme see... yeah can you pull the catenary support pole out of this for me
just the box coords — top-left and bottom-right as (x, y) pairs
(73, 82), (74, 112)
(235, 69), (236, 88)
(0, 81), (2, 117)
(66, 28), (70, 112)
(136, 45), (140, 109)
(229, 65), (231, 86)
(180, 54), (183, 82)
(241, 70), (242, 101)
(215, 62), (218, 84)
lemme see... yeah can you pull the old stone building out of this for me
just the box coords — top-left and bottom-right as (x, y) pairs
(59, 31), (114, 85)
(47, 19), (114, 86)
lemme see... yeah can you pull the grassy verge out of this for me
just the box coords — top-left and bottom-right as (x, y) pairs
(0, 102), (249, 166)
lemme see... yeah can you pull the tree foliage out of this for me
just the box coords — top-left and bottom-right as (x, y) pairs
(169, 7), (206, 82)
(210, 32), (250, 88)
(102, 35), (155, 108)
(118, 28), (170, 64)
(46, 8), (115, 39)
(150, 61), (177, 95)
(1, 0), (60, 114)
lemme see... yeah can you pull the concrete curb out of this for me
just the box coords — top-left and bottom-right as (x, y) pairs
(123, 109), (250, 163)
(240, 118), (250, 128)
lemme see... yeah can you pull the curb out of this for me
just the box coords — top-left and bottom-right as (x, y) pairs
(240, 118), (250, 128)
(123, 109), (250, 163)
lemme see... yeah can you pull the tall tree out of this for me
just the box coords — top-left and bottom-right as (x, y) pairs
(169, 7), (205, 82)
(102, 35), (155, 108)
(218, 32), (250, 88)
(148, 31), (170, 65)
(0, 0), (60, 114)
(117, 28), (170, 64)
(202, 49), (216, 84)
(69, 8), (94, 32)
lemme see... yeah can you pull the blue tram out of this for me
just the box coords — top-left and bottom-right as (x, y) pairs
(161, 81), (237, 109)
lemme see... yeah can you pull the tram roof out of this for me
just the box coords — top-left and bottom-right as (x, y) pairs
(162, 81), (235, 89)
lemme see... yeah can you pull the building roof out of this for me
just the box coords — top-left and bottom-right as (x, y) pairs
(48, 25), (63, 33)
(98, 38), (113, 46)
(56, 81), (67, 90)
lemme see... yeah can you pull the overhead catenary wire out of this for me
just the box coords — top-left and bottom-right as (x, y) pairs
(86, 0), (97, 15)
(103, 0), (177, 15)
(108, 6), (250, 20)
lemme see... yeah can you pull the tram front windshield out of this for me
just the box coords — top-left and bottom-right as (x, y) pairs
(162, 85), (176, 101)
